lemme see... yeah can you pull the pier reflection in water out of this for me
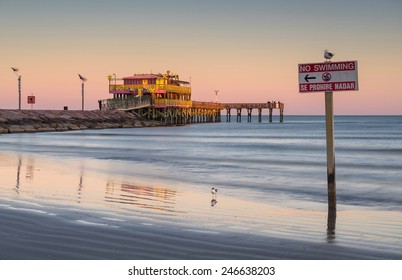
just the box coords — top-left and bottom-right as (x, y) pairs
(326, 206), (336, 242)
(1, 152), (184, 217)
(105, 181), (181, 214)
(2, 152), (375, 247)
(1, 152), (336, 238)
(15, 156), (22, 193)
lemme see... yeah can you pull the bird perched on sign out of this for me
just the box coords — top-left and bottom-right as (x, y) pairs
(78, 73), (87, 82)
(324, 50), (334, 61)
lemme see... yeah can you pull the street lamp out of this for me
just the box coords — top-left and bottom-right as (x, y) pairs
(11, 67), (21, 110)
(214, 90), (219, 103)
(78, 74), (87, 111)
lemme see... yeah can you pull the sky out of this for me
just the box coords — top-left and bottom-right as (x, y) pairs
(0, 0), (401, 114)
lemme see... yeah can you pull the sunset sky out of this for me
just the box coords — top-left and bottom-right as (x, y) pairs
(1, 0), (401, 114)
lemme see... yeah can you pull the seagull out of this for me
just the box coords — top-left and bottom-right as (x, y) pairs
(11, 67), (19, 72)
(324, 50), (334, 61)
(78, 73), (87, 82)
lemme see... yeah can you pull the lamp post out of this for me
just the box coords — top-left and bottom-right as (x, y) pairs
(214, 90), (219, 103)
(78, 74), (87, 111)
(11, 67), (21, 110)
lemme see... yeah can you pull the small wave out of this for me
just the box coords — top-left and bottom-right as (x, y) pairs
(183, 229), (220, 235)
(76, 219), (110, 227)
(101, 217), (125, 222)
(7, 206), (48, 214)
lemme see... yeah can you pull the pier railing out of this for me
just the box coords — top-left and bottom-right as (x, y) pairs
(223, 102), (284, 110)
(101, 95), (152, 111)
(109, 84), (191, 95)
(154, 99), (192, 108)
(192, 101), (224, 109)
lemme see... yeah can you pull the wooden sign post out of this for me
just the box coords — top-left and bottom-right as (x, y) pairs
(299, 57), (358, 240)
(325, 91), (336, 212)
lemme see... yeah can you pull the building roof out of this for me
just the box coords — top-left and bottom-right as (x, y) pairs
(123, 74), (160, 80)
(121, 73), (190, 84)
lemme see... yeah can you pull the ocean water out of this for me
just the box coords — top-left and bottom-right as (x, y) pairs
(1, 115), (402, 252)
(1, 116), (401, 208)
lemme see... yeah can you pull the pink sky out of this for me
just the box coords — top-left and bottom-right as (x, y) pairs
(1, 0), (401, 115)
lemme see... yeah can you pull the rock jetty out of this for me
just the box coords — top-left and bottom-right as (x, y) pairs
(0, 109), (162, 134)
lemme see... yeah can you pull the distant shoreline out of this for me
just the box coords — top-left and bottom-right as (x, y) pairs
(0, 109), (163, 134)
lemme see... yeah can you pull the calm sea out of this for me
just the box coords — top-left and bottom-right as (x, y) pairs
(1, 116), (401, 209)
(1, 115), (401, 251)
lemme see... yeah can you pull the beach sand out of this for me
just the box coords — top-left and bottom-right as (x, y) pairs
(1, 151), (402, 260)
(1, 200), (402, 260)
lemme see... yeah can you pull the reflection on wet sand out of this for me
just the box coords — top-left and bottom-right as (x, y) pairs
(210, 199), (217, 207)
(4, 153), (184, 215)
(105, 181), (182, 214)
(15, 157), (22, 193)
(77, 175), (84, 204)
(327, 206), (336, 242)
(3, 152), (337, 235)
(11, 152), (400, 251)
(14, 156), (37, 194)
(25, 157), (35, 182)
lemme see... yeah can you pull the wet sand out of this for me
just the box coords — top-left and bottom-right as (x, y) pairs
(1, 151), (402, 260)
(1, 200), (402, 260)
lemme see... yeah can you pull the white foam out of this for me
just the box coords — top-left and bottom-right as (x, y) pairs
(183, 229), (220, 235)
(101, 217), (125, 222)
(76, 220), (109, 227)
(7, 206), (47, 214)
(76, 219), (120, 229)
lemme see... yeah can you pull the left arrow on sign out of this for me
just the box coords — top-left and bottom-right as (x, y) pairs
(304, 74), (316, 83)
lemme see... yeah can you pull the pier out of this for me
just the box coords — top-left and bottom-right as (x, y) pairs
(101, 71), (284, 125)
(101, 97), (284, 125)
(222, 102), (284, 123)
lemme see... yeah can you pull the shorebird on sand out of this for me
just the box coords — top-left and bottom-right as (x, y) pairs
(211, 187), (218, 198)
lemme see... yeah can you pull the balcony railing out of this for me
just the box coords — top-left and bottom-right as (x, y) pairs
(101, 95), (152, 110)
(101, 96), (193, 110)
(153, 99), (192, 108)
(109, 84), (191, 95)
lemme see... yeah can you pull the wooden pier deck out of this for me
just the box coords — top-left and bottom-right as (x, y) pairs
(101, 97), (284, 124)
(221, 102), (284, 123)
(191, 101), (284, 123)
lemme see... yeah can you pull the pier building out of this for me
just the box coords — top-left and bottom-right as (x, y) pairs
(101, 71), (284, 124)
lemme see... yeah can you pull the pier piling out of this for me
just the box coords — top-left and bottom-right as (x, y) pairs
(247, 108), (252, 122)
(236, 108), (242, 122)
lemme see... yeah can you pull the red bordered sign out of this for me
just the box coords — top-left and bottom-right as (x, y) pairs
(298, 61), (358, 93)
(27, 96), (36, 104)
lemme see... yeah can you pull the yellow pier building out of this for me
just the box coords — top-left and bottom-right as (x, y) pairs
(101, 71), (283, 124)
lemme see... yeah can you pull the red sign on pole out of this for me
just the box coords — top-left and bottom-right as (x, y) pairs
(27, 96), (36, 104)
(298, 61), (358, 93)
